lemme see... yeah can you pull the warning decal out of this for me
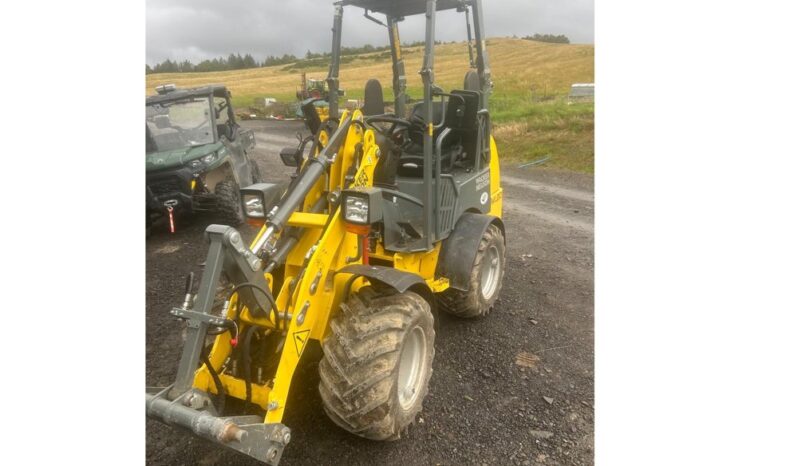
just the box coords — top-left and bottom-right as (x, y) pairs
(293, 329), (311, 356)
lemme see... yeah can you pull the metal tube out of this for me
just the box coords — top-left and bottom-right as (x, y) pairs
(326, 4), (344, 118)
(252, 116), (352, 255)
(471, 0), (492, 111)
(387, 16), (406, 117)
(422, 0), (437, 251)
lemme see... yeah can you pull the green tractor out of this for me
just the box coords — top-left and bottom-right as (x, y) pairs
(146, 84), (262, 232)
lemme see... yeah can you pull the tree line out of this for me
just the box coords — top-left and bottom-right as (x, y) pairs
(145, 40), (430, 74)
(522, 34), (570, 44)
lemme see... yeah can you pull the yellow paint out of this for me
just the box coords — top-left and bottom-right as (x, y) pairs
(195, 105), (495, 426)
(287, 212), (328, 228)
(488, 136), (503, 218)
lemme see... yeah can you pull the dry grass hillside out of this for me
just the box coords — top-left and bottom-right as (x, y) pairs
(146, 38), (594, 172)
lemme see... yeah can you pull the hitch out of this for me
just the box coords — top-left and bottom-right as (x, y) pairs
(146, 387), (291, 465)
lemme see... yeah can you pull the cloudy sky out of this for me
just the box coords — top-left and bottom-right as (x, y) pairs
(146, 0), (593, 65)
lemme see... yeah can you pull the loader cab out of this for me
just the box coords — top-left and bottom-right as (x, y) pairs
(327, 0), (497, 252)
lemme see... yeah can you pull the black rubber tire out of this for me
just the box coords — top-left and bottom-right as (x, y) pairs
(214, 178), (244, 225)
(319, 286), (435, 440)
(438, 224), (506, 318)
(248, 156), (262, 184)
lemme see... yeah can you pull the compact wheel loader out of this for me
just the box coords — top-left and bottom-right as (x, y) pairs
(146, 1), (505, 463)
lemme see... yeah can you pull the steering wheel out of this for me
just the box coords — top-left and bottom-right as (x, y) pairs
(364, 115), (413, 137)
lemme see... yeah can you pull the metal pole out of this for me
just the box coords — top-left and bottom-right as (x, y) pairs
(471, 0), (492, 111)
(387, 16), (407, 117)
(326, 4), (344, 118)
(421, 0), (436, 251)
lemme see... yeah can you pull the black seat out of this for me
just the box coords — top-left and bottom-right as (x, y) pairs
(362, 79), (385, 116)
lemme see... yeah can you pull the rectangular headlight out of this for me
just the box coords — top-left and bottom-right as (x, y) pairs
(240, 183), (283, 221)
(243, 194), (265, 218)
(344, 196), (369, 224)
(341, 187), (382, 226)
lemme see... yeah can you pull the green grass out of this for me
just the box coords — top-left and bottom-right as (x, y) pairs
(491, 93), (594, 173)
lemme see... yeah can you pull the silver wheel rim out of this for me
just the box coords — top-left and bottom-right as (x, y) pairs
(480, 245), (501, 299)
(397, 326), (427, 410)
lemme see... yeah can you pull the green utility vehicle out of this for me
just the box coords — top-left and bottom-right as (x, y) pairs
(146, 84), (262, 232)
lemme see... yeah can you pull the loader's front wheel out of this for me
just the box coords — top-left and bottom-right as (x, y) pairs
(319, 287), (435, 440)
(439, 224), (506, 318)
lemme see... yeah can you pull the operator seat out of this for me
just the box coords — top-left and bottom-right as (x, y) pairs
(366, 79), (402, 189)
(362, 79), (385, 116)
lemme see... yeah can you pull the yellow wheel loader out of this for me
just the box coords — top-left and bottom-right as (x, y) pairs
(146, 1), (505, 463)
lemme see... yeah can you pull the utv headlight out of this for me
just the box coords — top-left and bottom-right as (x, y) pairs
(240, 183), (283, 221)
(341, 187), (382, 226)
(201, 153), (217, 164)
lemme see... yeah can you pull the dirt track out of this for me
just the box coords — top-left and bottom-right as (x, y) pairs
(146, 120), (594, 465)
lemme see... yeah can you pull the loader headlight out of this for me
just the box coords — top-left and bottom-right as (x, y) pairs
(240, 182), (284, 225)
(344, 196), (369, 224)
(341, 188), (382, 226)
(243, 194), (265, 218)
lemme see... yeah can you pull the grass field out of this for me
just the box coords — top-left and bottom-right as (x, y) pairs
(146, 38), (594, 173)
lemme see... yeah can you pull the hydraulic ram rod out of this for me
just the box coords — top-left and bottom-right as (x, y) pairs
(251, 115), (352, 255)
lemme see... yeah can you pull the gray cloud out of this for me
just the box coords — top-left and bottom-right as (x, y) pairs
(147, 0), (593, 65)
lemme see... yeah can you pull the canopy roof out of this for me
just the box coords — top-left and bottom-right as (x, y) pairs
(340, 0), (466, 17)
(146, 85), (228, 105)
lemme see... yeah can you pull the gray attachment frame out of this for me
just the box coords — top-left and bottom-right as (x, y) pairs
(146, 388), (291, 465)
(169, 224), (269, 398)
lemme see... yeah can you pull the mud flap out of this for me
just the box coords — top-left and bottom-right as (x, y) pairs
(338, 264), (434, 306)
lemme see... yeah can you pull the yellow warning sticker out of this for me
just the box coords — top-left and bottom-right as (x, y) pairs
(293, 329), (310, 356)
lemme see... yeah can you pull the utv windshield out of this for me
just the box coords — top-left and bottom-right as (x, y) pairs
(146, 97), (214, 154)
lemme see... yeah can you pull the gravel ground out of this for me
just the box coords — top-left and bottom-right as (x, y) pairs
(146, 120), (594, 465)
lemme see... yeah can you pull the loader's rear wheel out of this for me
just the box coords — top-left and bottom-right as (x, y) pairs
(439, 224), (506, 318)
(214, 178), (244, 225)
(319, 287), (435, 440)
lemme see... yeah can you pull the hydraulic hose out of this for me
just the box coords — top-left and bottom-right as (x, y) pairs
(241, 325), (259, 407)
(229, 282), (281, 330)
(200, 347), (226, 415)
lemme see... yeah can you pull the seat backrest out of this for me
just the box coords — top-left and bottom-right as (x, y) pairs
(362, 79), (385, 116)
(447, 90), (479, 131)
(463, 70), (481, 91)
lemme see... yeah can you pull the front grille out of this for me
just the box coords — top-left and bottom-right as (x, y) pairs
(148, 177), (184, 196)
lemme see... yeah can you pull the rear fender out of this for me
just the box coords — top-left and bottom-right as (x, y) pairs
(436, 213), (505, 292)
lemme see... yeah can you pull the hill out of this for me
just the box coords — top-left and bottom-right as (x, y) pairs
(146, 38), (594, 172)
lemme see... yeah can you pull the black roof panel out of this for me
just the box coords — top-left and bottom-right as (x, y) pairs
(146, 85), (228, 105)
(341, 0), (466, 17)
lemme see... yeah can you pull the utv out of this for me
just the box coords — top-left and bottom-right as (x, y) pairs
(146, 84), (262, 232)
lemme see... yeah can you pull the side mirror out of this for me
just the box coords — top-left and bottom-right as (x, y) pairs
(279, 147), (303, 167)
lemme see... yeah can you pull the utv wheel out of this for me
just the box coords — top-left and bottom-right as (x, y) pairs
(214, 178), (244, 225)
(319, 287), (435, 440)
(248, 157), (262, 183)
(439, 224), (506, 318)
